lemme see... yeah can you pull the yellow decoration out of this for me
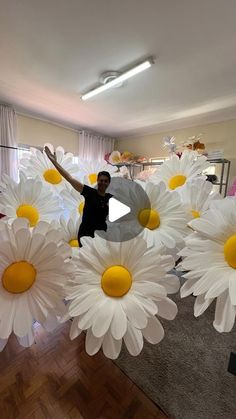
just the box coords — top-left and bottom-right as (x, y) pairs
(89, 173), (97, 185)
(78, 202), (84, 215)
(138, 209), (160, 230)
(2, 261), (36, 294)
(16, 205), (39, 227)
(191, 210), (201, 218)
(168, 174), (187, 190)
(101, 265), (132, 297)
(69, 239), (79, 247)
(121, 151), (134, 161)
(43, 169), (62, 184)
(224, 235), (236, 269)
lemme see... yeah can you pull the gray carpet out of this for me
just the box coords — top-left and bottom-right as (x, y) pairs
(115, 277), (236, 419)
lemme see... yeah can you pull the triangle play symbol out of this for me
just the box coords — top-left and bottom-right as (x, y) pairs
(108, 197), (131, 222)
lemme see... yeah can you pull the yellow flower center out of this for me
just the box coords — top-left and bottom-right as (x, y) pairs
(2, 261), (36, 294)
(191, 210), (201, 218)
(88, 173), (97, 185)
(69, 239), (79, 247)
(224, 235), (236, 269)
(101, 265), (132, 297)
(16, 205), (39, 227)
(43, 169), (62, 184)
(78, 202), (84, 215)
(168, 174), (187, 190)
(138, 208), (160, 230)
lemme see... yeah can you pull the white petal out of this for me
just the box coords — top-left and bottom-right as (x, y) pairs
(213, 291), (236, 333)
(192, 270), (224, 296)
(194, 295), (213, 317)
(92, 299), (115, 338)
(124, 323), (143, 356)
(27, 293), (47, 324)
(142, 316), (164, 344)
(0, 241), (15, 263)
(156, 298), (178, 320)
(0, 300), (16, 339)
(12, 217), (29, 234)
(181, 277), (198, 298)
(205, 278), (229, 299)
(159, 255), (175, 272)
(85, 328), (103, 356)
(133, 294), (158, 316)
(110, 304), (127, 340)
(13, 295), (33, 337)
(28, 289), (50, 320)
(159, 230), (177, 248)
(229, 276), (236, 305)
(17, 328), (35, 347)
(69, 318), (83, 340)
(31, 242), (58, 266)
(102, 332), (122, 359)
(121, 238), (147, 271)
(158, 274), (180, 294)
(122, 296), (148, 329)
(78, 301), (106, 330)
(69, 290), (101, 317)
(14, 228), (31, 259)
(27, 234), (46, 260)
(132, 282), (167, 299)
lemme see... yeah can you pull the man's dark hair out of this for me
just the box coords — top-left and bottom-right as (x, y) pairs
(97, 171), (111, 182)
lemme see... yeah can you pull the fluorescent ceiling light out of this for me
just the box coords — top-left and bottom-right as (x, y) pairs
(81, 57), (154, 101)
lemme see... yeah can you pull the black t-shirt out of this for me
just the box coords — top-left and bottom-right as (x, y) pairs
(78, 185), (112, 238)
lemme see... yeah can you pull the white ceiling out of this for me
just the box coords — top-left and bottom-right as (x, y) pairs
(1, 0), (236, 137)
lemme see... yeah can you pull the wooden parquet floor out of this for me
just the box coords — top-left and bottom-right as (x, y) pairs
(0, 321), (167, 419)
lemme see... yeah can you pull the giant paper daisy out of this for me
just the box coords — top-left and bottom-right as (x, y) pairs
(65, 235), (179, 359)
(150, 150), (208, 191)
(180, 197), (236, 332)
(0, 173), (63, 226)
(77, 158), (118, 186)
(138, 181), (187, 248)
(0, 218), (73, 350)
(20, 144), (79, 191)
(110, 180), (187, 249)
(178, 178), (222, 221)
(59, 214), (82, 253)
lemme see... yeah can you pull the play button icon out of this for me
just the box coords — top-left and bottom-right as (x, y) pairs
(96, 177), (151, 242)
(108, 197), (131, 222)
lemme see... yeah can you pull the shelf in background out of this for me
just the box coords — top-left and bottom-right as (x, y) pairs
(115, 158), (231, 197)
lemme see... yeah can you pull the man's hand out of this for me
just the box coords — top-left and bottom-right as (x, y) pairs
(43, 145), (83, 193)
(44, 146), (57, 164)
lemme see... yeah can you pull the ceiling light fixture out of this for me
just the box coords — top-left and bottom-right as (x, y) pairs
(81, 57), (154, 101)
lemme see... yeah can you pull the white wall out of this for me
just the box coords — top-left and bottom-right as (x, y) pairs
(17, 114), (79, 154)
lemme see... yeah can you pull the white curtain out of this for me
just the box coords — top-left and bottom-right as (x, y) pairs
(0, 104), (18, 181)
(79, 130), (115, 161)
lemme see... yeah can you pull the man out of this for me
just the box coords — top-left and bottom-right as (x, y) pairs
(44, 146), (112, 245)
